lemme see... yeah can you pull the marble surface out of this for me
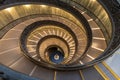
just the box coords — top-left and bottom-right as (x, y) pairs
(105, 48), (120, 77)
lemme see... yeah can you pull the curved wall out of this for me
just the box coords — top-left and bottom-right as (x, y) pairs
(60, 0), (112, 42)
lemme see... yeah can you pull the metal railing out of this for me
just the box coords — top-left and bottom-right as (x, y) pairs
(0, 0), (120, 70)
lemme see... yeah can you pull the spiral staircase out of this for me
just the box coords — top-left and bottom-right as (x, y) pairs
(0, 0), (120, 80)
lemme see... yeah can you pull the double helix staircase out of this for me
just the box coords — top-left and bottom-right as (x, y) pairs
(0, 0), (120, 80)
